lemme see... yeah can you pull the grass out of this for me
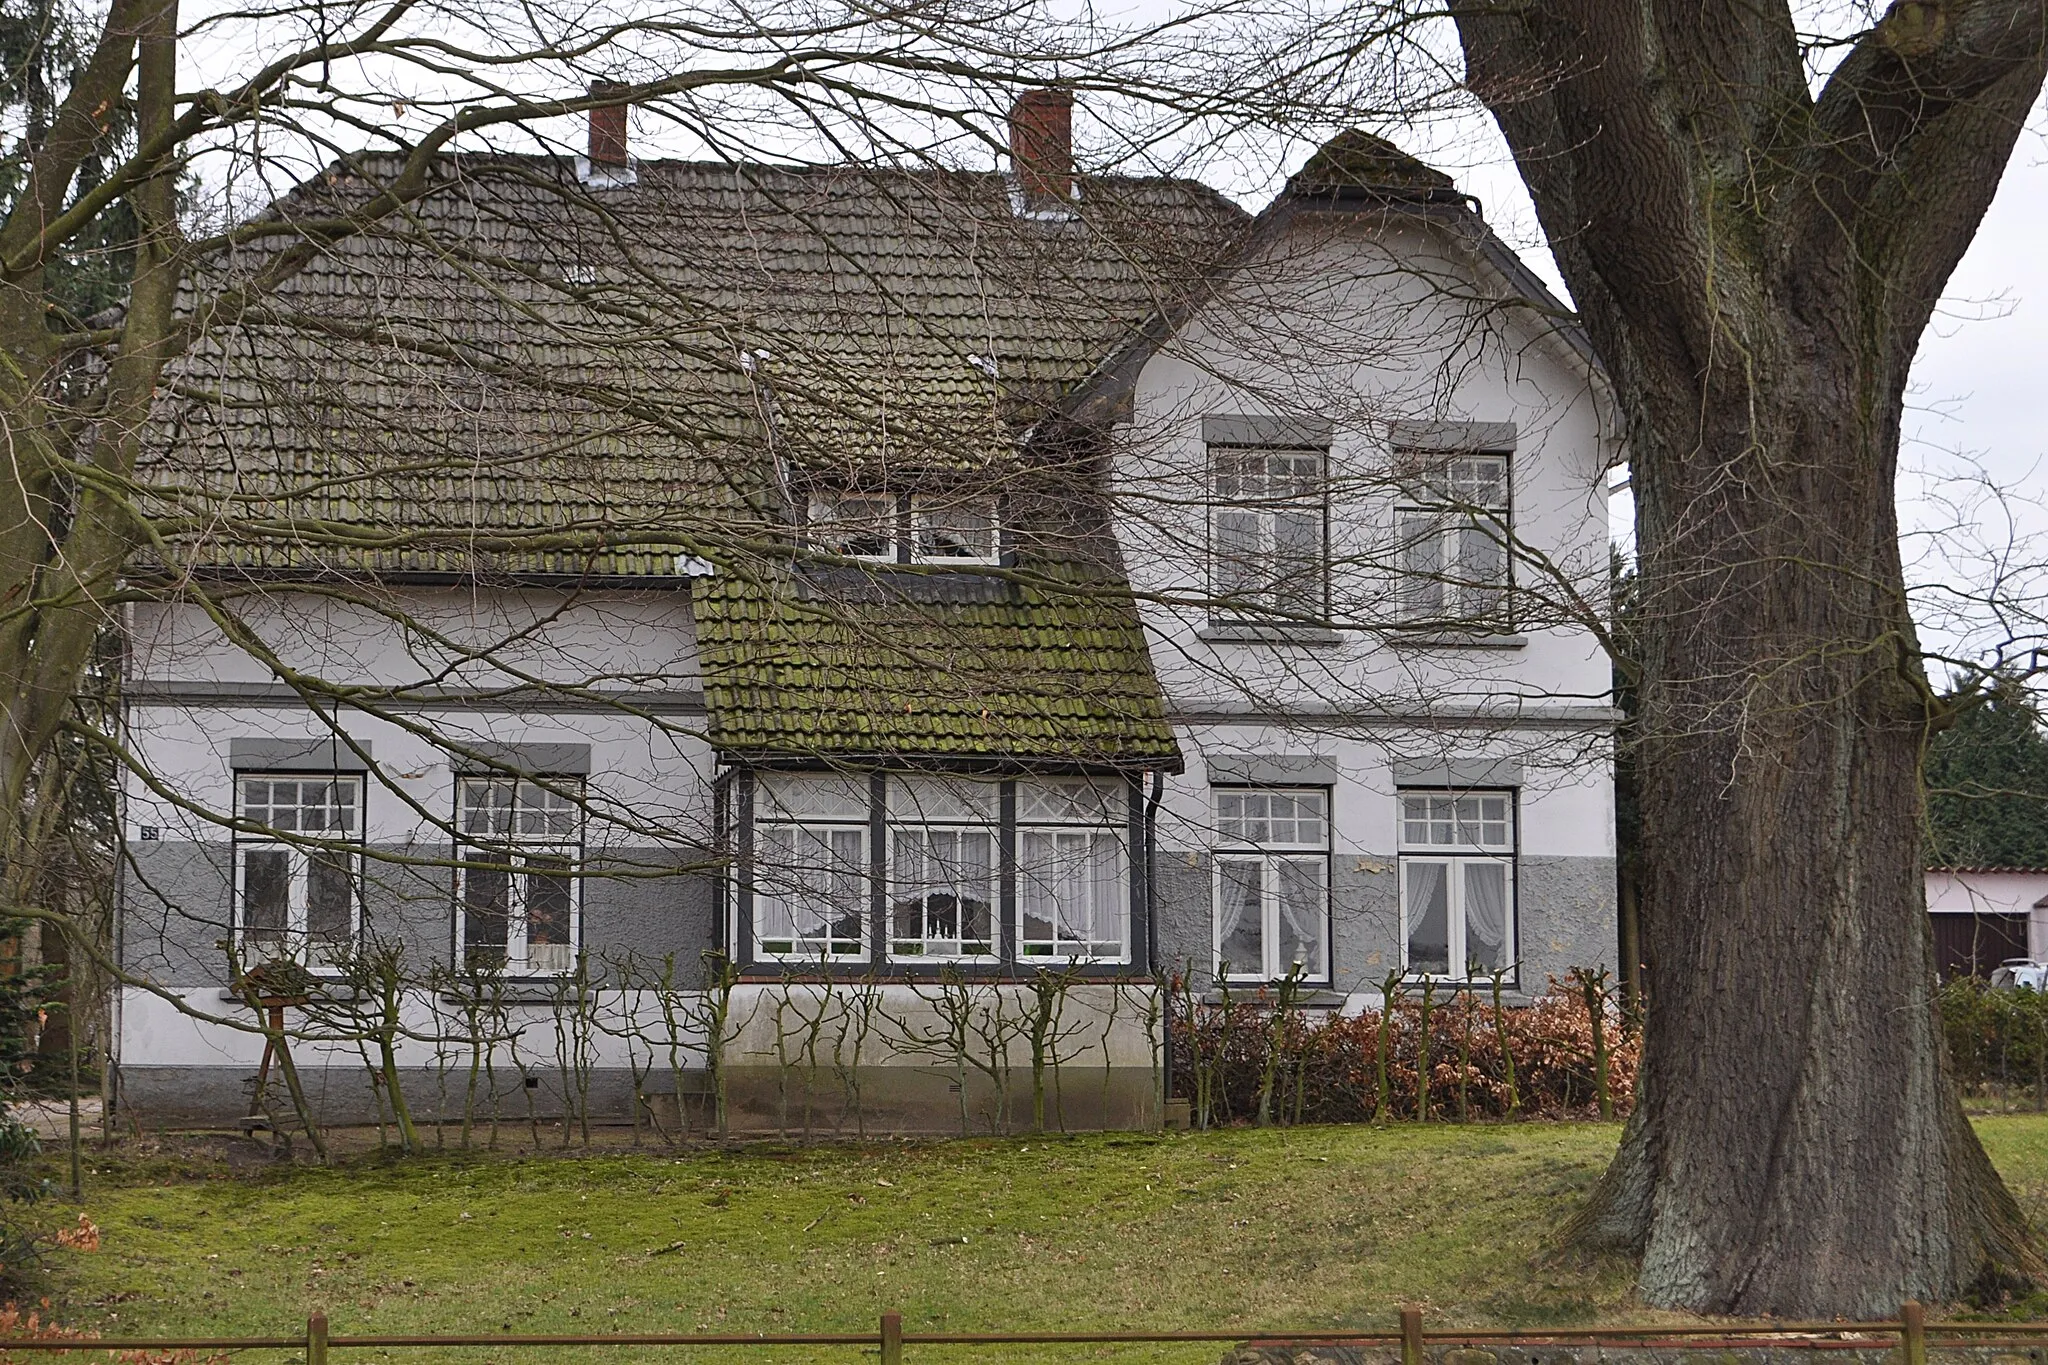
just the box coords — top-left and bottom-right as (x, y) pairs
(29, 1115), (2048, 1364)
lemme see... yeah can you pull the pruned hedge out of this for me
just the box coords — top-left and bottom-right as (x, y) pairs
(1167, 973), (1639, 1127)
(1939, 976), (2048, 1101)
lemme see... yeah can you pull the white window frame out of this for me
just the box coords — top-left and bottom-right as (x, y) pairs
(1208, 445), (1329, 623)
(887, 779), (999, 963)
(1211, 787), (1331, 983)
(1396, 451), (1511, 625)
(1016, 779), (1131, 964)
(1396, 790), (1517, 982)
(751, 773), (871, 963)
(807, 492), (899, 562)
(910, 494), (1001, 565)
(806, 492), (1002, 567)
(233, 773), (363, 971)
(455, 777), (584, 977)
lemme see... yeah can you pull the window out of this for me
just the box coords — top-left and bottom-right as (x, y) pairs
(1397, 452), (1510, 624)
(808, 493), (898, 560)
(1398, 791), (1515, 980)
(807, 492), (1001, 564)
(456, 778), (582, 975)
(1017, 780), (1129, 962)
(911, 495), (999, 563)
(888, 779), (998, 960)
(742, 771), (1134, 969)
(1210, 447), (1328, 621)
(1212, 788), (1329, 982)
(753, 773), (870, 961)
(235, 775), (361, 969)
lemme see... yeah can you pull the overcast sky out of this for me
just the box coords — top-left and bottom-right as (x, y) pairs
(1367, 103), (2048, 669)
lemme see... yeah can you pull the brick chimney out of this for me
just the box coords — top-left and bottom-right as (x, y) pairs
(1009, 89), (1073, 204)
(588, 81), (629, 167)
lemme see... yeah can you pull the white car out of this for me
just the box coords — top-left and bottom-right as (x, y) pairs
(1989, 960), (2048, 991)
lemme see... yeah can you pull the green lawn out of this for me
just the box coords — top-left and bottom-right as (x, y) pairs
(35, 1116), (2048, 1364)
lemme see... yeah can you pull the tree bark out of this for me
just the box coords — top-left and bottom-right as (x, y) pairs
(1456, 0), (2048, 1315)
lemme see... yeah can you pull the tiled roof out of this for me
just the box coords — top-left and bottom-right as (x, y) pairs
(694, 562), (1181, 767)
(142, 153), (1246, 580)
(140, 149), (1242, 763)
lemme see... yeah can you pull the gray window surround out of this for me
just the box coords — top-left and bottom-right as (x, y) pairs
(1198, 623), (1342, 646)
(1206, 418), (1332, 631)
(1387, 419), (1517, 453)
(1387, 630), (1527, 650)
(1202, 414), (1335, 449)
(1208, 783), (1334, 985)
(1392, 422), (1516, 632)
(1394, 784), (1520, 986)
(228, 737), (372, 772)
(1206, 754), (1340, 788)
(1391, 758), (1524, 789)
(452, 742), (594, 776)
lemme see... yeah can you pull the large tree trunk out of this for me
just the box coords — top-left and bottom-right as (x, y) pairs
(1457, 0), (2048, 1316)
(1573, 374), (2039, 1314)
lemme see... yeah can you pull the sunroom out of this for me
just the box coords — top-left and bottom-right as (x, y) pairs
(693, 549), (1181, 980)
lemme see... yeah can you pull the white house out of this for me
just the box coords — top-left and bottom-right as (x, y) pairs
(113, 96), (1618, 1133)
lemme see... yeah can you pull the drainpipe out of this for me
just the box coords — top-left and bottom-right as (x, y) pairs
(1143, 769), (1167, 1116)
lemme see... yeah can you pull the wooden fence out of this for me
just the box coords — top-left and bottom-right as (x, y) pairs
(3, 1302), (2042, 1363)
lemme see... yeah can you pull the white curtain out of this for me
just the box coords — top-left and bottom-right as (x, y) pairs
(1454, 520), (1507, 618)
(1275, 858), (1327, 977)
(1399, 512), (1446, 620)
(1463, 861), (1509, 973)
(1085, 833), (1126, 954)
(1216, 859), (1263, 976)
(757, 823), (866, 949)
(1404, 859), (1450, 973)
(1214, 508), (1261, 605)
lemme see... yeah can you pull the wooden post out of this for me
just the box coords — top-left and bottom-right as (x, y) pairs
(1401, 1305), (1424, 1365)
(1901, 1300), (1926, 1365)
(880, 1311), (903, 1365)
(307, 1310), (329, 1365)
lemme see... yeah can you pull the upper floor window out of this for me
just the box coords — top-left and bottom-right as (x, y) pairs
(1212, 787), (1330, 983)
(1396, 451), (1510, 625)
(807, 492), (1000, 565)
(456, 777), (582, 976)
(911, 496), (999, 563)
(1209, 446), (1328, 622)
(808, 493), (898, 561)
(235, 774), (361, 970)
(1398, 790), (1515, 981)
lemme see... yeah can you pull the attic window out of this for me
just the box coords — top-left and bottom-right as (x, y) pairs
(808, 494), (897, 561)
(807, 493), (1001, 565)
(912, 496), (999, 563)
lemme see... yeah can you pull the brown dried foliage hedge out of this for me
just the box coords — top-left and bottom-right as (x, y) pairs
(1168, 980), (1640, 1126)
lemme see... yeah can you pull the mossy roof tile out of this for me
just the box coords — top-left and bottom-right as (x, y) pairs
(693, 568), (1179, 768)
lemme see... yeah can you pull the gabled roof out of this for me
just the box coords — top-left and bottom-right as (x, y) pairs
(144, 153), (1247, 582)
(138, 133), (1589, 768)
(1060, 132), (1598, 429)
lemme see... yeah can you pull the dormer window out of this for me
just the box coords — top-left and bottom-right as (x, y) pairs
(808, 493), (898, 561)
(912, 496), (999, 563)
(807, 492), (1000, 565)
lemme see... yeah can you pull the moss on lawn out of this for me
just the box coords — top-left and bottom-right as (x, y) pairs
(36, 1116), (2048, 1364)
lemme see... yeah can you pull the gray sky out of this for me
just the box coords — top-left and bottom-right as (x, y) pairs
(1388, 105), (2048, 668)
